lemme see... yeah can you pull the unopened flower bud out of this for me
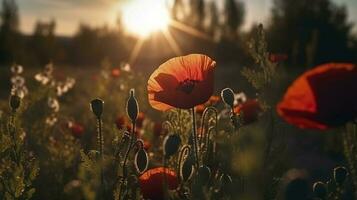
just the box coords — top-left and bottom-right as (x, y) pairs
(334, 166), (348, 185)
(126, 89), (139, 123)
(221, 88), (235, 108)
(9, 95), (21, 111)
(90, 99), (104, 118)
(313, 181), (327, 199)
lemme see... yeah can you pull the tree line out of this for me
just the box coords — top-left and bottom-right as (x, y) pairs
(0, 0), (355, 68)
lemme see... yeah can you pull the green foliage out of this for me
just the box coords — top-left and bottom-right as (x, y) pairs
(0, 109), (39, 200)
(241, 24), (278, 92)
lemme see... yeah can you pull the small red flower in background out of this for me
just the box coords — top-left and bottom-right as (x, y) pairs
(153, 122), (163, 136)
(148, 54), (216, 111)
(115, 116), (127, 130)
(69, 122), (84, 137)
(111, 68), (121, 78)
(139, 167), (178, 200)
(234, 99), (262, 125)
(269, 53), (288, 63)
(196, 104), (206, 115)
(208, 95), (220, 105)
(143, 140), (151, 151)
(136, 112), (145, 128)
(277, 63), (357, 130)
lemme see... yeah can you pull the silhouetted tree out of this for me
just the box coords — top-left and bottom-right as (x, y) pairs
(0, 0), (22, 64)
(29, 20), (57, 65)
(224, 0), (245, 36)
(267, 0), (355, 67)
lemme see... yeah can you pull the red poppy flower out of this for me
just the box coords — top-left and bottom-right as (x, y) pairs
(111, 68), (121, 78)
(196, 104), (206, 115)
(208, 95), (220, 105)
(277, 63), (357, 130)
(269, 53), (288, 63)
(143, 140), (151, 151)
(136, 112), (145, 128)
(234, 99), (262, 125)
(153, 122), (163, 136)
(148, 54), (216, 111)
(115, 116), (127, 130)
(70, 123), (84, 137)
(139, 167), (179, 200)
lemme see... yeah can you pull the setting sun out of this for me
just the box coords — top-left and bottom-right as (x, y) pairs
(122, 0), (170, 38)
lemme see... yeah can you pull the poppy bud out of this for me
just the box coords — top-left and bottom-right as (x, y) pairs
(9, 95), (21, 111)
(333, 166), (348, 185)
(221, 88), (235, 108)
(313, 181), (327, 199)
(126, 89), (139, 123)
(219, 174), (233, 194)
(90, 99), (104, 119)
(197, 165), (211, 184)
(135, 145), (149, 174)
(181, 156), (194, 182)
(163, 134), (181, 158)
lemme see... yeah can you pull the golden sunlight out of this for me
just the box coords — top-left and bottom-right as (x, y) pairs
(122, 0), (170, 38)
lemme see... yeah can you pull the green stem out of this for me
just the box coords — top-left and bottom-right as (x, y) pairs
(191, 108), (199, 169)
(120, 121), (136, 200)
(96, 117), (105, 199)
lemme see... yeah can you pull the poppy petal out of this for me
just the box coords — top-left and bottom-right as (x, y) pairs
(148, 54), (216, 111)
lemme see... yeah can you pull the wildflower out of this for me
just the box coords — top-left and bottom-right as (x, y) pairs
(234, 92), (247, 106)
(139, 167), (179, 200)
(11, 64), (23, 74)
(90, 99), (104, 119)
(9, 95), (21, 111)
(46, 114), (58, 126)
(122, 63), (131, 72)
(143, 140), (151, 151)
(69, 122), (84, 137)
(269, 53), (288, 63)
(111, 68), (121, 78)
(277, 63), (357, 130)
(234, 99), (262, 125)
(115, 116), (127, 130)
(196, 104), (206, 115)
(208, 95), (220, 105)
(148, 54), (216, 111)
(136, 112), (145, 128)
(48, 97), (60, 112)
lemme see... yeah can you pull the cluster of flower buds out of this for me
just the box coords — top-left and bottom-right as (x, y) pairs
(10, 64), (28, 98)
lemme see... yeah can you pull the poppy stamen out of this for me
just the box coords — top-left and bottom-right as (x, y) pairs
(177, 79), (199, 94)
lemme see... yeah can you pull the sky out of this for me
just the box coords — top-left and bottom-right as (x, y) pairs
(16, 0), (357, 36)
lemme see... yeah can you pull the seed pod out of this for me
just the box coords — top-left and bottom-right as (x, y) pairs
(313, 181), (327, 199)
(333, 166), (348, 185)
(197, 165), (211, 184)
(163, 134), (181, 158)
(221, 88), (235, 108)
(135, 147), (149, 174)
(180, 155), (194, 182)
(90, 99), (104, 118)
(9, 95), (21, 111)
(126, 89), (139, 123)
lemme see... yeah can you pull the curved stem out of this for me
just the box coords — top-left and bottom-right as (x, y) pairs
(119, 122), (136, 200)
(191, 108), (199, 169)
(177, 145), (191, 182)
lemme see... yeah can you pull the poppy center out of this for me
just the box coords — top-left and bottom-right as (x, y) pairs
(177, 79), (199, 94)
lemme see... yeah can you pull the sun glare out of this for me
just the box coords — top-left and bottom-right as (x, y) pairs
(122, 0), (170, 38)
